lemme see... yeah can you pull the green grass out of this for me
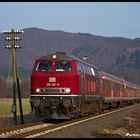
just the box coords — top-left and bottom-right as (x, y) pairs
(0, 98), (31, 116)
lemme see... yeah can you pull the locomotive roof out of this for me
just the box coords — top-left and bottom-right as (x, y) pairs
(39, 52), (73, 60)
(38, 52), (99, 70)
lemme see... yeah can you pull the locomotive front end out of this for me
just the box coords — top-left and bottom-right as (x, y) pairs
(30, 53), (79, 119)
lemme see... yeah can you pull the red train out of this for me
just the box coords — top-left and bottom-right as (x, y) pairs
(30, 52), (140, 119)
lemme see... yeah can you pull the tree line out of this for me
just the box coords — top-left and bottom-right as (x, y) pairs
(0, 75), (30, 98)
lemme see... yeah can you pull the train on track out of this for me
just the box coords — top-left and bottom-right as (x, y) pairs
(30, 52), (140, 119)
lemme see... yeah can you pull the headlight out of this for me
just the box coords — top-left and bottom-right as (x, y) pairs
(52, 54), (57, 59)
(36, 88), (41, 93)
(65, 88), (71, 93)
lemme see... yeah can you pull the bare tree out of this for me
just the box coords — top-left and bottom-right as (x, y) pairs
(0, 75), (7, 97)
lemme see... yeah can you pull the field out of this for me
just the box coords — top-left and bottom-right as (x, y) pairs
(0, 98), (31, 116)
(0, 98), (38, 129)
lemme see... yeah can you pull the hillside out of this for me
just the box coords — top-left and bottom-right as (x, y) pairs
(0, 27), (140, 84)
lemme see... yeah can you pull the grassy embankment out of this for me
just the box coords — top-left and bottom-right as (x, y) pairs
(0, 98), (34, 129)
(0, 98), (31, 116)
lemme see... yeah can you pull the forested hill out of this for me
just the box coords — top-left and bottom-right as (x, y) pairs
(0, 27), (140, 84)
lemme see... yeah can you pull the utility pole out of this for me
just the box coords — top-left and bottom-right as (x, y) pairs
(3, 29), (24, 125)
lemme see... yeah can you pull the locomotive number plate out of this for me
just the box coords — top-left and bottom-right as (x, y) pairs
(49, 77), (56, 82)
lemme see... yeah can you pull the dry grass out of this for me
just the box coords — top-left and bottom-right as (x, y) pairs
(103, 110), (140, 138)
(0, 116), (14, 129)
(0, 98), (31, 116)
(0, 98), (32, 129)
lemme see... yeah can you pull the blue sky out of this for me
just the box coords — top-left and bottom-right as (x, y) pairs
(0, 2), (140, 39)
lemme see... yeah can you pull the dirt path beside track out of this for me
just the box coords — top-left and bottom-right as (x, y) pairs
(41, 104), (140, 138)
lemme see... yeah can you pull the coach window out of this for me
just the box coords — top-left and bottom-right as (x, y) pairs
(78, 62), (83, 72)
(55, 61), (72, 71)
(78, 63), (81, 71)
(87, 66), (92, 75)
(82, 64), (86, 73)
(85, 66), (88, 74)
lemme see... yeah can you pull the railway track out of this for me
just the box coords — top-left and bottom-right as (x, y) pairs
(0, 103), (139, 138)
(0, 121), (52, 138)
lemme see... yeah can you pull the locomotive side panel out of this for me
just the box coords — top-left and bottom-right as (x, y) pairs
(77, 61), (100, 96)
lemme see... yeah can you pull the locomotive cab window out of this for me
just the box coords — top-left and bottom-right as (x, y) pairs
(36, 61), (52, 72)
(55, 61), (72, 71)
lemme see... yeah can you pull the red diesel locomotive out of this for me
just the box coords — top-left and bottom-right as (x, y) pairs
(30, 52), (140, 119)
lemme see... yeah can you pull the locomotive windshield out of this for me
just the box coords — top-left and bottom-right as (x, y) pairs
(55, 61), (72, 71)
(36, 61), (52, 72)
(35, 61), (72, 72)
